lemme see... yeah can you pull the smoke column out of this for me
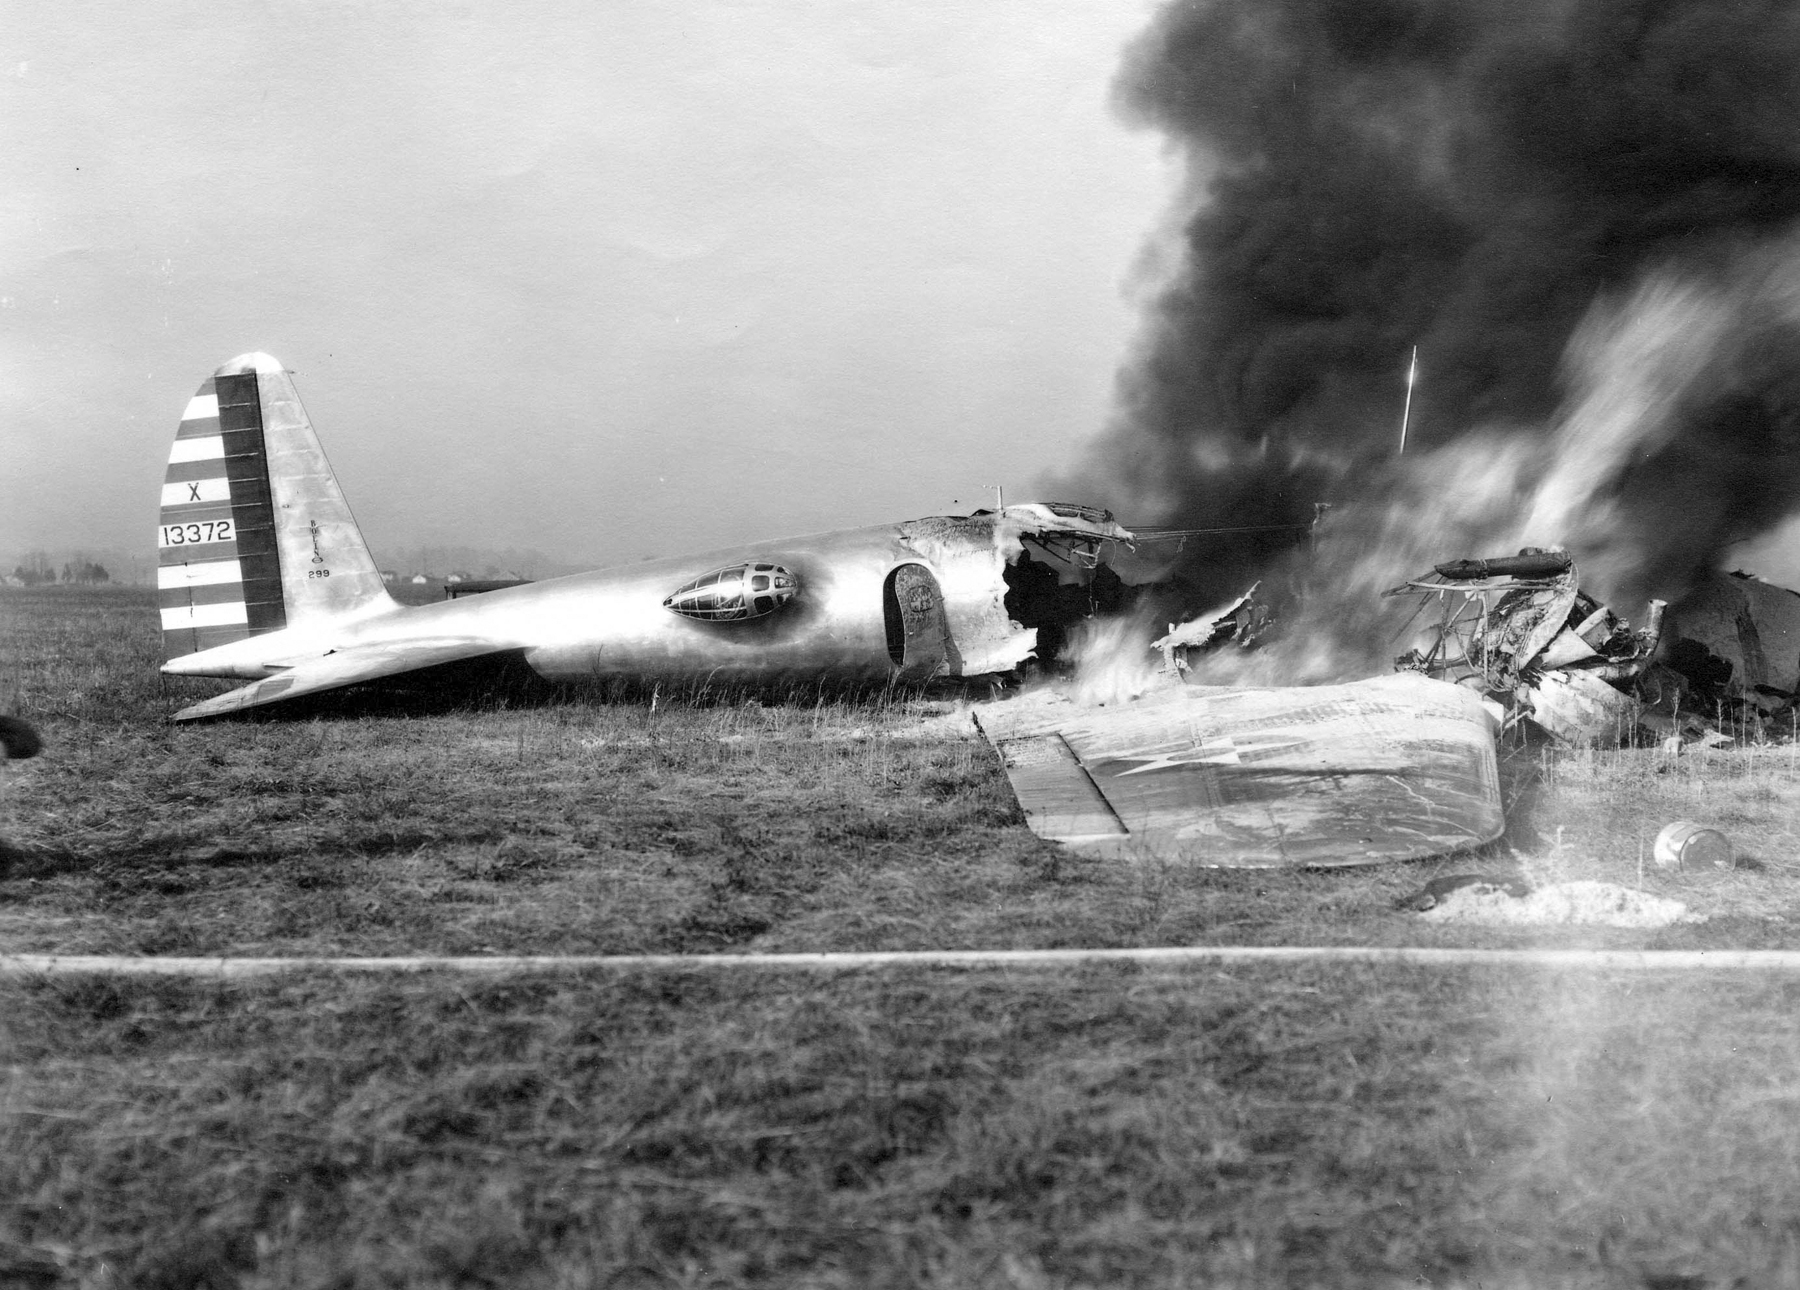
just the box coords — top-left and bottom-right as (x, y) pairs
(1077, 0), (1800, 622)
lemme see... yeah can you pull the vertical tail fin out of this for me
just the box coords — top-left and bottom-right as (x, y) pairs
(158, 353), (393, 662)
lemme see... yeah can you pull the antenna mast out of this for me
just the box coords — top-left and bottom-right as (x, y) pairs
(1398, 346), (1418, 456)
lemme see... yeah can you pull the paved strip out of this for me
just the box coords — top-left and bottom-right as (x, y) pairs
(7, 947), (1800, 976)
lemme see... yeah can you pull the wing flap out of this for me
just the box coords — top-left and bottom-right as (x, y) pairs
(172, 638), (511, 720)
(978, 672), (1502, 868)
(993, 733), (1129, 843)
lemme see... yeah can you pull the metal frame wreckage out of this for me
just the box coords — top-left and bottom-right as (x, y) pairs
(156, 354), (1797, 869)
(1386, 551), (1665, 746)
(1383, 551), (1800, 748)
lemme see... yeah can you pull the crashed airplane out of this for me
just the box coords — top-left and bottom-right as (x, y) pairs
(157, 353), (1506, 867)
(157, 355), (1135, 719)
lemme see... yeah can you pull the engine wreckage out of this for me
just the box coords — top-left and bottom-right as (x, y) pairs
(1382, 553), (1800, 745)
(1385, 551), (1664, 745)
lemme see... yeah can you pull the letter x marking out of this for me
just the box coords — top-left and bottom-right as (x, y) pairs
(187, 482), (202, 502)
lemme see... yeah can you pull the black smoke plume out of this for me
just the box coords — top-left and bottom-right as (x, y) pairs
(1075, 0), (1800, 618)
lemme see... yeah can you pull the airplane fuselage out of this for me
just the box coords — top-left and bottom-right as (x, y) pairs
(155, 355), (1131, 719)
(163, 508), (1109, 692)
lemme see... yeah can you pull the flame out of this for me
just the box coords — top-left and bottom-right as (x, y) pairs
(1064, 609), (1167, 706)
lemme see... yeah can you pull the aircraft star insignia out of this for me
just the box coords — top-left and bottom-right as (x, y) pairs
(1111, 735), (1307, 775)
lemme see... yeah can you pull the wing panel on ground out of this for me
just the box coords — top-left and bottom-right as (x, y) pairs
(172, 638), (511, 720)
(977, 672), (1502, 867)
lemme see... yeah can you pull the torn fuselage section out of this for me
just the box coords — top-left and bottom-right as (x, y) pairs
(892, 503), (1135, 679)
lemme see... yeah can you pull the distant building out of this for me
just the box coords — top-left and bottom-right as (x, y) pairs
(380, 570), (398, 584)
(446, 572), (468, 584)
(409, 574), (429, 585)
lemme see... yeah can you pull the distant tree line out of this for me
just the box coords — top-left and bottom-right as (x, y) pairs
(10, 552), (109, 585)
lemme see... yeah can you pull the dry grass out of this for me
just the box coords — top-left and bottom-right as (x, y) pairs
(8, 586), (1800, 1287)
(1499, 738), (1800, 926)
(9, 965), (1800, 1289)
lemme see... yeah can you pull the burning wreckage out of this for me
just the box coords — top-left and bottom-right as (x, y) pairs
(1140, 548), (1800, 750)
(982, 548), (1800, 870)
(1386, 551), (1663, 747)
(158, 358), (1795, 869)
(1385, 553), (1800, 747)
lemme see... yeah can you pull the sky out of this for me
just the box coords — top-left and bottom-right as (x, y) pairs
(1, 0), (1174, 576)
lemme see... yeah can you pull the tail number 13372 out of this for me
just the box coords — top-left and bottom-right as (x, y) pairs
(159, 519), (234, 547)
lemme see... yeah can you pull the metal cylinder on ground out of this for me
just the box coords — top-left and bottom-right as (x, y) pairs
(1652, 821), (1733, 870)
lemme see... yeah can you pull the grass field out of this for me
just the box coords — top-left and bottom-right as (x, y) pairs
(6, 586), (1800, 1287)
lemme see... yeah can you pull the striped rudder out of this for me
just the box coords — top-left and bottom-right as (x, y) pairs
(158, 370), (285, 658)
(158, 353), (391, 663)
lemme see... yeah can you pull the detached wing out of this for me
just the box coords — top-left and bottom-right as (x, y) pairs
(172, 638), (511, 721)
(976, 672), (1502, 867)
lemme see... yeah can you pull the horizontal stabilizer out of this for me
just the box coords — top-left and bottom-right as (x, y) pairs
(172, 638), (510, 721)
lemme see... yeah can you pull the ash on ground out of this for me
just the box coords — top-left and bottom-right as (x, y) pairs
(1416, 879), (1700, 928)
